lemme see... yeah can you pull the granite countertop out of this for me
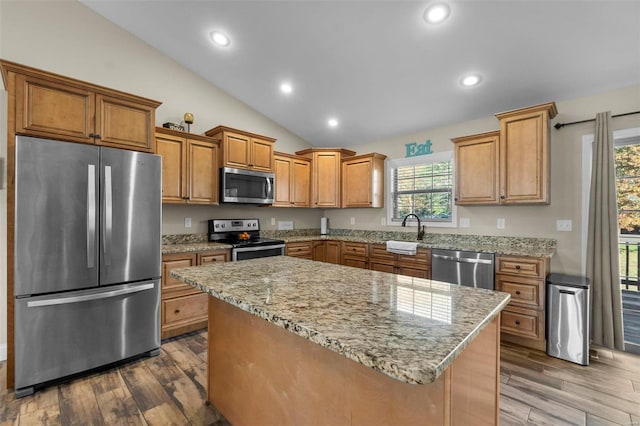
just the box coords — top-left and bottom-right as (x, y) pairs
(162, 242), (232, 254)
(280, 235), (555, 257)
(170, 256), (511, 385)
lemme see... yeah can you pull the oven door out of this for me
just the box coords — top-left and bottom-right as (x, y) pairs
(233, 244), (285, 261)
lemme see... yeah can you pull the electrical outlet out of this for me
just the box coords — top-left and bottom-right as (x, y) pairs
(557, 219), (572, 232)
(271, 217), (276, 226)
(497, 218), (505, 229)
(459, 217), (470, 228)
(184, 217), (192, 228)
(381, 217), (386, 226)
(350, 217), (356, 225)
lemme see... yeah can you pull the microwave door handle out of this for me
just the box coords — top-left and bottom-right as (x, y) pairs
(265, 176), (272, 198)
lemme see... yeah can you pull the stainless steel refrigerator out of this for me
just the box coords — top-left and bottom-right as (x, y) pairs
(14, 135), (162, 397)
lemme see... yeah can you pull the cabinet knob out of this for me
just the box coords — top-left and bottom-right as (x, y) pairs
(515, 265), (521, 270)
(174, 309), (180, 314)
(515, 320), (521, 325)
(454, 197), (458, 201)
(500, 195), (506, 199)
(515, 290), (521, 295)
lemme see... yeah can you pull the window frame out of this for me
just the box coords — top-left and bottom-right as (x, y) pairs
(386, 151), (457, 228)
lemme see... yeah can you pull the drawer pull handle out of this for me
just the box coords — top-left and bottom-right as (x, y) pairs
(515, 265), (521, 270)
(515, 290), (521, 295)
(515, 320), (521, 325)
(174, 309), (180, 314)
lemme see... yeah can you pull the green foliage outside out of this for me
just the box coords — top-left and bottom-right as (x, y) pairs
(394, 161), (452, 221)
(615, 144), (640, 234)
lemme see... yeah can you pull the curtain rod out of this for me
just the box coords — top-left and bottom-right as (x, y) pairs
(554, 111), (640, 130)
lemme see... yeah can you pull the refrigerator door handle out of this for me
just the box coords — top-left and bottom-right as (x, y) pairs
(104, 165), (112, 266)
(26, 282), (156, 308)
(87, 164), (96, 268)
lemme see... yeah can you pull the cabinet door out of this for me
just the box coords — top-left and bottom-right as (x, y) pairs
(188, 139), (218, 204)
(292, 158), (311, 207)
(96, 94), (155, 152)
(250, 138), (274, 172)
(312, 241), (326, 262)
(156, 132), (187, 203)
(286, 242), (313, 259)
(500, 111), (548, 204)
(223, 131), (251, 169)
(273, 155), (292, 207)
(342, 158), (372, 207)
(313, 152), (340, 207)
(325, 241), (342, 264)
(15, 73), (95, 144)
(453, 132), (500, 205)
(162, 253), (197, 294)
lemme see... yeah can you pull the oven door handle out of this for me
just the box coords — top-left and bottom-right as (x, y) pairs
(233, 244), (286, 253)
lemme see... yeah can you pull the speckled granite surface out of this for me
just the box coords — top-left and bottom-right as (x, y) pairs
(163, 229), (556, 257)
(162, 242), (231, 254)
(170, 256), (511, 385)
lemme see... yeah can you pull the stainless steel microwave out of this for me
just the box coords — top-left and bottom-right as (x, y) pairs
(221, 167), (275, 204)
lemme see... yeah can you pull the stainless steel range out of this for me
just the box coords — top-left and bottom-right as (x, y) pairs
(208, 219), (285, 261)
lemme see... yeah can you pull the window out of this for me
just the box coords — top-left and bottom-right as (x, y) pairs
(386, 151), (456, 227)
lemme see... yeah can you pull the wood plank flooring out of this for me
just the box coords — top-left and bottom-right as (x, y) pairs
(1, 331), (640, 425)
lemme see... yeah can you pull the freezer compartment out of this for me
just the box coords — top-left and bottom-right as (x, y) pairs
(15, 280), (161, 394)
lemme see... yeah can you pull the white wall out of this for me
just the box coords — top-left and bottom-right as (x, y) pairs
(0, 0), (313, 356)
(325, 86), (640, 276)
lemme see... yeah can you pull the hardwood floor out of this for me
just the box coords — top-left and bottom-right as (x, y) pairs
(0, 331), (229, 426)
(1, 331), (639, 425)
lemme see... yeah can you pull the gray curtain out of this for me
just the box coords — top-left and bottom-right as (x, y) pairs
(587, 111), (625, 350)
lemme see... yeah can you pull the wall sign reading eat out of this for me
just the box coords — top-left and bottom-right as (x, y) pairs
(405, 139), (433, 157)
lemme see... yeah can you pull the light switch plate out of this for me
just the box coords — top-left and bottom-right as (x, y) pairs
(459, 217), (470, 228)
(497, 218), (505, 229)
(350, 217), (356, 225)
(271, 217), (276, 226)
(278, 221), (294, 230)
(557, 219), (572, 232)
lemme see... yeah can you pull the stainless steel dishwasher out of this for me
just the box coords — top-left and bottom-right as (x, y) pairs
(431, 249), (495, 289)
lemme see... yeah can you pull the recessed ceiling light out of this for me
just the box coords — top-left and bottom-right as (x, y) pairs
(328, 118), (339, 128)
(210, 31), (230, 47)
(280, 82), (293, 94)
(461, 74), (481, 87)
(424, 3), (450, 24)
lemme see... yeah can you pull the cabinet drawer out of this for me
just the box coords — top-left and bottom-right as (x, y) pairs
(370, 262), (395, 273)
(286, 242), (313, 258)
(163, 293), (208, 327)
(343, 256), (368, 270)
(496, 256), (547, 278)
(162, 253), (197, 293)
(343, 242), (368, 257)
(397, 248), (431, 269)
(496, 274), (544, 309)
(198, 251), (229, 264)
(396, 266), (430, 279)
(369, 244), (395, 264)
(501, 307), (542, 340)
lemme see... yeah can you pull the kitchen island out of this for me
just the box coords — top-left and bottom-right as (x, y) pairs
(171, 256), (510, 426)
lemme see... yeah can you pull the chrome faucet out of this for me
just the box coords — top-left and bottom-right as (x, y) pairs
(401, 213), (425, 240)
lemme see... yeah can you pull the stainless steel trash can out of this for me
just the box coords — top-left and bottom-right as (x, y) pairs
(546, 273), (590, 365)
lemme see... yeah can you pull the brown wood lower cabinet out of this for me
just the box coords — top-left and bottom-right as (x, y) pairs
(285, 241), (313, 259)
(161, 250), (230, 339)
(312, 240), (342, 264)
(496, 255), (549, 351)
(342, 242), (369, 269)
(370, 244), (431, 279)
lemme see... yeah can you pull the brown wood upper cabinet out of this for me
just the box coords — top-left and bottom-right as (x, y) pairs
(341, 153), (386, 208)
(452, 131), (500, 205)
(296, 148), (356, 208)
(205, 125), (276, 172)
(452, 102), (557, 205)
(1, 60), (160, 153)
(156, 127), (219, 204)
(273, 152), (311, 207)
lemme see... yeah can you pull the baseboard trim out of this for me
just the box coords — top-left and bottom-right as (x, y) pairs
(0, 343), (6, 361)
